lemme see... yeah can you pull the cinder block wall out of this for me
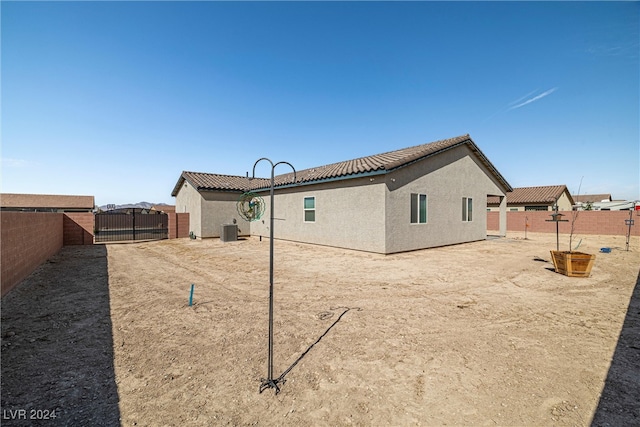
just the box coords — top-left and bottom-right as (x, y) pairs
(1, 212), (64, 296)
(487, 211), (500, 231)
(63, 212), (95, 245)
(176, 213), (189, 238)
(168, 213), (190, 239)
(487, 210), (640, 236)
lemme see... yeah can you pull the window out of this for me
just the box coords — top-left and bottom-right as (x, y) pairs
(410, 193), (428, 224)
(304, 197), (315, 222)
(462, 197), (473, 221)
(525, 205), (548, 211)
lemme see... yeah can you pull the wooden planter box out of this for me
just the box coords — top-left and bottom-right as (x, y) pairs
(550, 251), (596, 278)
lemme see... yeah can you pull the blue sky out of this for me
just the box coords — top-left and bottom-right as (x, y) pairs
(2, 1), (638, 206)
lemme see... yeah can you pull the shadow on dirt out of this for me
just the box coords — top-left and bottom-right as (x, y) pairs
(1, 245), (120, 426)
(273, 307), (359, 391)
(591, 269), (640, 426)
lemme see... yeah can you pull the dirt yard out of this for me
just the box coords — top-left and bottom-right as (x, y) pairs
(2, 232), (639, 426)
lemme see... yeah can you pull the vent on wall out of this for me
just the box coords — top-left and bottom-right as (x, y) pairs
(220, 224), (238, 242)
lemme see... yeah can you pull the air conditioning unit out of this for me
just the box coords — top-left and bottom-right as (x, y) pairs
(220, 224), (238, 242)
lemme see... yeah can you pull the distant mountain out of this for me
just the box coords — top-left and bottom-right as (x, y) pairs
(98, 202), (171, 211)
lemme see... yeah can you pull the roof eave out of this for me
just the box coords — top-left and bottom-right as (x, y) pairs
(170, 173), (187, 197)
(197, 187), (246, 193)
(251, 169), (388, 192)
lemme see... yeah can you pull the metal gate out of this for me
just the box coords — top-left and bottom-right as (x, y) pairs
(95, 208), (168, 243)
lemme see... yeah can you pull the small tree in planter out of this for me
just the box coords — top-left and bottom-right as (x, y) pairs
(550, 180), (596, 277)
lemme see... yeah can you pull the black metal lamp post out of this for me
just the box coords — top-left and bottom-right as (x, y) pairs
(251, 158), (296, 394)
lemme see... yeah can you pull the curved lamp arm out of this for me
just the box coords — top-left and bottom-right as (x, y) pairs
(251, 157), (274, 179)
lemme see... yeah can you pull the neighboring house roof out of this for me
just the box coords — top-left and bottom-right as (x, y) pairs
(151, 204), (176, 213)
(0, 193), (95, 210)
(487, 185), (574, 206)
(172, 134), (512, 196)
(574, 194), (612, 203)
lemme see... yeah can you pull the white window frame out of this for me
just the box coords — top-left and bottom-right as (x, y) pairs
(462, 197), (473, 222)
(303, 196), (315, 223)
(410, 193), (428, 224)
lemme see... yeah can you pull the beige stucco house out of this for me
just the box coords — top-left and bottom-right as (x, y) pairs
(172, 134), (512, 254)
(487, 185), (574, 212)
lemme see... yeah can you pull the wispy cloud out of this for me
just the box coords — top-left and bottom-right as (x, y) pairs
(483, 87), (559, 122)
(1, 157), (34, 168)
(508, 87), (558, 110)
(508, 89), (540, 107)
(583, 21), (639, 60)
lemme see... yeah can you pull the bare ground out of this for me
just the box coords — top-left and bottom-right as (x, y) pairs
(1, 232), (639, 426)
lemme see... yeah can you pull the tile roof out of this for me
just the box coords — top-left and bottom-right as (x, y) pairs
(172, 134), (512, 196)
(573, 194), (612, 203)
(173, 172), (261, 194)
(1, 193), (95, 210)
(270, 134), (493, 187)
(487, 185), (573, 206)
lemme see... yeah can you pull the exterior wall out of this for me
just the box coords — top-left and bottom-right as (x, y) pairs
(384, 144), (507, 253)
(249, 177), (387, 253)
(556, 191), (573, 211)
(168, 213), (190, 239)
(498, 195), (507, 237)
(63, 212), (94, 245)
(175, 183), (250, 239)
(1, 212), (64, 296)
(487, 210), (640, 236)
(201, 191), (251, 238)
(175, 182), (203, 238)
